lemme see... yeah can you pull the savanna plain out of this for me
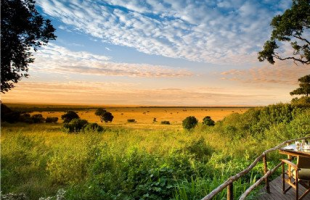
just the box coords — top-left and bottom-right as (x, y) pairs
(1, 103), (310, 200)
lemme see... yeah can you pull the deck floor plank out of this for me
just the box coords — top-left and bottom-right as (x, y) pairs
(257, 176), (310, 200)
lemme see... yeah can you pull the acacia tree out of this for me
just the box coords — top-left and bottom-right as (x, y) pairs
(1, 0), (56, 93)
(258, 0), (310, 65)
(290, 74), (310, 96)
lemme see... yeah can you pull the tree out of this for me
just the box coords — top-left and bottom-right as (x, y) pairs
(202, 116), (215, 126)
(290, 74), (310, 96)
(61, 111), (79, 123)
(1, 0), (56, 92)
(100, 112), (114, 123)
(258, 0), (310, 65)
(182, 116), (198, 130)
(95, 108), (107, 116)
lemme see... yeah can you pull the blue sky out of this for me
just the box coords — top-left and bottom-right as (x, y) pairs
(3, 0), (310, 106)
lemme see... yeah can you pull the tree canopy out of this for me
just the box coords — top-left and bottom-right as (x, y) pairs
(258, 0), (310, 65)
(290, 74), (310, 96)
(1, 0), (56, 93)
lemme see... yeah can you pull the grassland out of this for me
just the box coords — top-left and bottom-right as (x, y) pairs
(1, 103), (309, 200)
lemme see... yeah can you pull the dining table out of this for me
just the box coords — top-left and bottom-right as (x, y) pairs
(279, 143), (310, 158)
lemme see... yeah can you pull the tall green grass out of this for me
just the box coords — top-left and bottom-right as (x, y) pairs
(1, 103), (309, 199)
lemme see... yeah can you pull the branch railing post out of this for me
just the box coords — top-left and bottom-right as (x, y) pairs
(263, 154), (270, 193)
(227, 183), (233, 200)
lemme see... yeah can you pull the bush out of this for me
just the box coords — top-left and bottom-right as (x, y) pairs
(184, 137), (213, 161)
(83, 123), (104, 132)
(45, 117), (58, 123)
(100, 112), (114, 123)
(202, 116), (215, 126)
(161, 121), (170, 125)
(2, 112), (21, 123)
(182, 116), (198, 130)
(95, 108), (107, 116)
(61, 111), (79, 123)
(63, 119), (88, 133)
(19, 113), (33, 123)
(31, 114), (45, 123)
(127, 119), (136, 123)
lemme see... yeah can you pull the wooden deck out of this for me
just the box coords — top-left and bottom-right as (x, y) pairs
(257, 176), (310, 200)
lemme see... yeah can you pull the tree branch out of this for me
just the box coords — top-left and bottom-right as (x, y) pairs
(274, 54), (310, 64)
(293, 34), (310, 45)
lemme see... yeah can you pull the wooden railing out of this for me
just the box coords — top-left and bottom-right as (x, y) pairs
(201, 136), (310, 200)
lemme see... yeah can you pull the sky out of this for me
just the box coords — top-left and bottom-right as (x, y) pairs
(2, 0), (310, 106)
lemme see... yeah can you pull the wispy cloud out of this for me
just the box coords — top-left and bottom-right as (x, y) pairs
(221, 62), (310, 85)
(32, 43), (193, 78)
(37, 0), (291, 64)
(3, 80), (280, 105)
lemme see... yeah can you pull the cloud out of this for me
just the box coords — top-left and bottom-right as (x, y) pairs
(37, 0), (291, 64)
(2, 80), (280, 105)
(32, 43), (193, 78)
(221, 61), (310, 86)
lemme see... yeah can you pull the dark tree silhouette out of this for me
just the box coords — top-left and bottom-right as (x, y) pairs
(1, 0), (56, 92)
(290, 74), (310, 96)
(258, 0), (310, 65)
(100, 112), (114, 123)
(202, 116), (215, 126)
(95, 108), (107, 116)
(182, 116), (198, 130)
(61, 111), (79, 123)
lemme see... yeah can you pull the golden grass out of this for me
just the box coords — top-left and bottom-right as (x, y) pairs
(28, 107), (249, 129)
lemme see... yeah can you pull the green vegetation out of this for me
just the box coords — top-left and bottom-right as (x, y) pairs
(1, 0), (56, 92)
(1, 103), (310, 200)
(258, 0), (310, 64)
(202, 116), (215, 126)
(61, 111), (79, 123)
(182, 116), (198, 130)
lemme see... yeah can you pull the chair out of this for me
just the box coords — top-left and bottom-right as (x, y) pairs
(282, 156), (310, 200)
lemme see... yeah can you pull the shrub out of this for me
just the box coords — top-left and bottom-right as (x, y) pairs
(184, 137), (213, 161)
(100, 112), (114, 123)
(202, 116), (215, 126)
(63, 119), (88, 133)
(83, 123), (104, 132)
(31, 114), (45, 123)
(95, 108), (107, 116)
(2, 112), (21, 123)
(45, 117), (58, 123)
(19, 113), (33, 123)
(161, 121), (170, 125)
(61, 111), (79, 123)
(127, 119), (136, 123)
(182, 116), (198, 130)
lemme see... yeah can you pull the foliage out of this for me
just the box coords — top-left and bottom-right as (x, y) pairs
(202, 116), (215, 126)
(215, 103), (309, 140)
(258, 0), (310, 64)
(127, 119), (136, 123)
(95, 108), (107, 116)
(100, 112), (114, 123)
(161, 121), (170, 125)
(83, 123), (104, 132)
(290, 74), (310, 97)
(63, 119), (88, 133)
(31, 114), (45, 123)
(1, 104), (310, 200)
(1, 0), (56, 92)
(61, 111), (79, 123)
(182, 116), (198, 130)
(291, 96), (310, 105)
(183, 137), (213, 161)
(46, 117), (59, 123)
